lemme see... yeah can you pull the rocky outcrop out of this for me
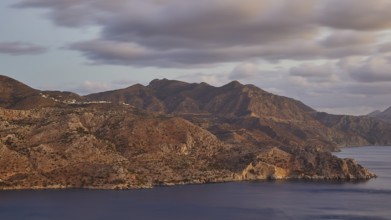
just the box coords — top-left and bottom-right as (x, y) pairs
(240, 147), (375, 180)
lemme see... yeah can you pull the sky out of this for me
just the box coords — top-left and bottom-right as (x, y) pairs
(1, 0), (391, 115)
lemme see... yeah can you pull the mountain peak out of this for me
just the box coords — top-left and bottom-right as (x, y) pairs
(368, 106), (391, 122)
(0, 74), (34, 89)
(0, 75), (87, 109)
(149, 78), (169, 85)
(0, 74), (14, 81)
(148, 78), (190, 89)
(223, 80), (243, 88)
(0, 75), (38, 107)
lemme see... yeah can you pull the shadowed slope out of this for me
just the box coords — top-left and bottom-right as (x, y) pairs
(368, 107), (391, 123)
(0, 75), (84, 109)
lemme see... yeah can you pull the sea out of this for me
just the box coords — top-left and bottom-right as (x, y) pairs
(0, 146), (390, 220)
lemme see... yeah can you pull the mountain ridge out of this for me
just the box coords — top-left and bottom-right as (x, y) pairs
(0, 75), (84, 109)
(0, 75), (386, 189)
(86, 78), (315, 119)
(368, 106), (391, 123)
(86, 78), (391, 149)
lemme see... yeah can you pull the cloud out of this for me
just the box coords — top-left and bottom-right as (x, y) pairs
(10, 0), (378, 67)
(281, 59), (391, 115)
(100, 0), (317, 49)
(290, 63), (340, 83)
(315, 0), (391, 30)
(0, 42), (47, 56)
(340, 56), (391, 82)
(68, 37), (378, 68)
(319, 31), (376, 48)
(342, 82), (391, 95)
(16, 0), (391, 67)
(14, 0), (108, 27)
(16, 0), (316, 44)
(290, 55), (391, 85)
(230, 62), (259, 80)
(284, 78), (391, 115)
(69, 40), (155, 65)
(377, 42), (391, 53)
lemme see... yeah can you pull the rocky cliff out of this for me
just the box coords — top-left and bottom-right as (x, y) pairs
(0, 75), (381, 190)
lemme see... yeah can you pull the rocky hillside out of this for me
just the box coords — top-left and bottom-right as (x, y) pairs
(368, 107), (391, 123)
(87, 78), (391, 150)
(0, 75), (382, 189)
(0, 75), (84, 109)
(315, 112), (391, 146)
(86, 79), (314, 120)
(0, 75), (42, 109)
(0, 105), (374, 190)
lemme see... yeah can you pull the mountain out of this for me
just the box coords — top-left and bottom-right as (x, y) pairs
(315, 112), (391, 146)
(0, 75), (84, 109)
(0, 75), (42, 109)
(368, 107), (391, 123)
(0, 76), (383, 189)
(86, 79), (314, 120)
(86, 78), (391, 150)
(368, 110), (382, 117)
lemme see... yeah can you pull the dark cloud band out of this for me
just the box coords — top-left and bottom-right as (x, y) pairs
(0, 41), (46, 56)
(14, 0), (391, 67)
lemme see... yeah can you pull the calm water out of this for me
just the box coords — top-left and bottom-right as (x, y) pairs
(1, 146), (391, 220)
